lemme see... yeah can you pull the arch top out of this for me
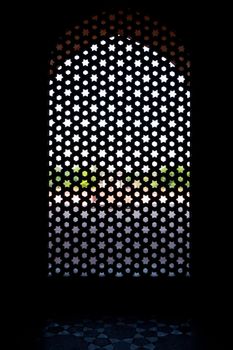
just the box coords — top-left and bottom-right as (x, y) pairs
(49, 9), (191, 82)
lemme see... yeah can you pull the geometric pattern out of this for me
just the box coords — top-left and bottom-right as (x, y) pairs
(48, 10), (191, 277)
(39, 318), (193, 349)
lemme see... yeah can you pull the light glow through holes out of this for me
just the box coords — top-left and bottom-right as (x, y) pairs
(48, 13), (191, 278)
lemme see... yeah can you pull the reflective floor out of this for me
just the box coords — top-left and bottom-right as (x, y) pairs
(36, 317), (196, 349)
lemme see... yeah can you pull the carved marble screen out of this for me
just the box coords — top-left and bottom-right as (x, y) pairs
(48, 10), (191, 277)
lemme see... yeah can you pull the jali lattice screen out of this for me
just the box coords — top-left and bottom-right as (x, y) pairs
(48, 10), (191, 277)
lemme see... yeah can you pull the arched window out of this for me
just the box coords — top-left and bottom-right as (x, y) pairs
(48, 10), (191, 278)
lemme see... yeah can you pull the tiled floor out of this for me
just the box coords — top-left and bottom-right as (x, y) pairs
(36, 317), (195, 349)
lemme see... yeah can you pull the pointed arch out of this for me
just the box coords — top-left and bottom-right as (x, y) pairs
(48, 10), (191, 277)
